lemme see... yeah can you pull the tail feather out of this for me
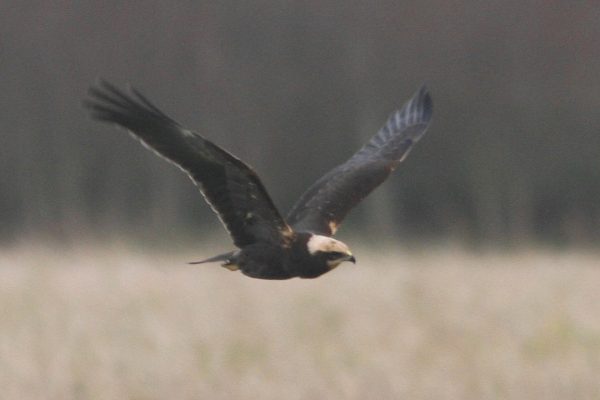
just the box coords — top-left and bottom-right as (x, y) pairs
(188, 251), (235, 265)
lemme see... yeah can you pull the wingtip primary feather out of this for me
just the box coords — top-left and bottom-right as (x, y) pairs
(380, 84), (433, 142)
(85, 79), (179, 128)
(412, 84), (433, 123)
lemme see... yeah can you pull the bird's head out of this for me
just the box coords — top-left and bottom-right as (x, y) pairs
(306, 234), (356, 270)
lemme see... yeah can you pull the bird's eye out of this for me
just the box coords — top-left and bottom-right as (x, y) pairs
(327, 252), (344, 260)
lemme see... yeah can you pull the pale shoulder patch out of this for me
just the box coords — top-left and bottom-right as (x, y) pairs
(328, 221), (339, 235)
(307, 235), (350, 255)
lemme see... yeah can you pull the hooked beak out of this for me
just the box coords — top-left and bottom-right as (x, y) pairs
(346, 255), (356, 264)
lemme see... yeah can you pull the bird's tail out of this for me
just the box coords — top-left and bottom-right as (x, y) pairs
(188, 251), (236, 265)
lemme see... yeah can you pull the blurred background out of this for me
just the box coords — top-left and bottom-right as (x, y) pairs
(1, 3), (600, 399)
(2, 1), (600, 246)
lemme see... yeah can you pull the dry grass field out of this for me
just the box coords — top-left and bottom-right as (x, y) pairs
(0, 242), (599, 399)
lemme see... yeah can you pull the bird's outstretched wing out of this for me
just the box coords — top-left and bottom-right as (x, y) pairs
(85, 80), (292, 247)
(286, 85), (432, 236)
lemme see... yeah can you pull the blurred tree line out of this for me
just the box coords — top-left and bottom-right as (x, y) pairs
(1, 1), (599, 246)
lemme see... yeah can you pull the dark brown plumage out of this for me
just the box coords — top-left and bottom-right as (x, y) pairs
(85, 81), (432, 279)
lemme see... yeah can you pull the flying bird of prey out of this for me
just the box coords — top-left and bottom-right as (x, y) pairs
(85, 81), (432, 279)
